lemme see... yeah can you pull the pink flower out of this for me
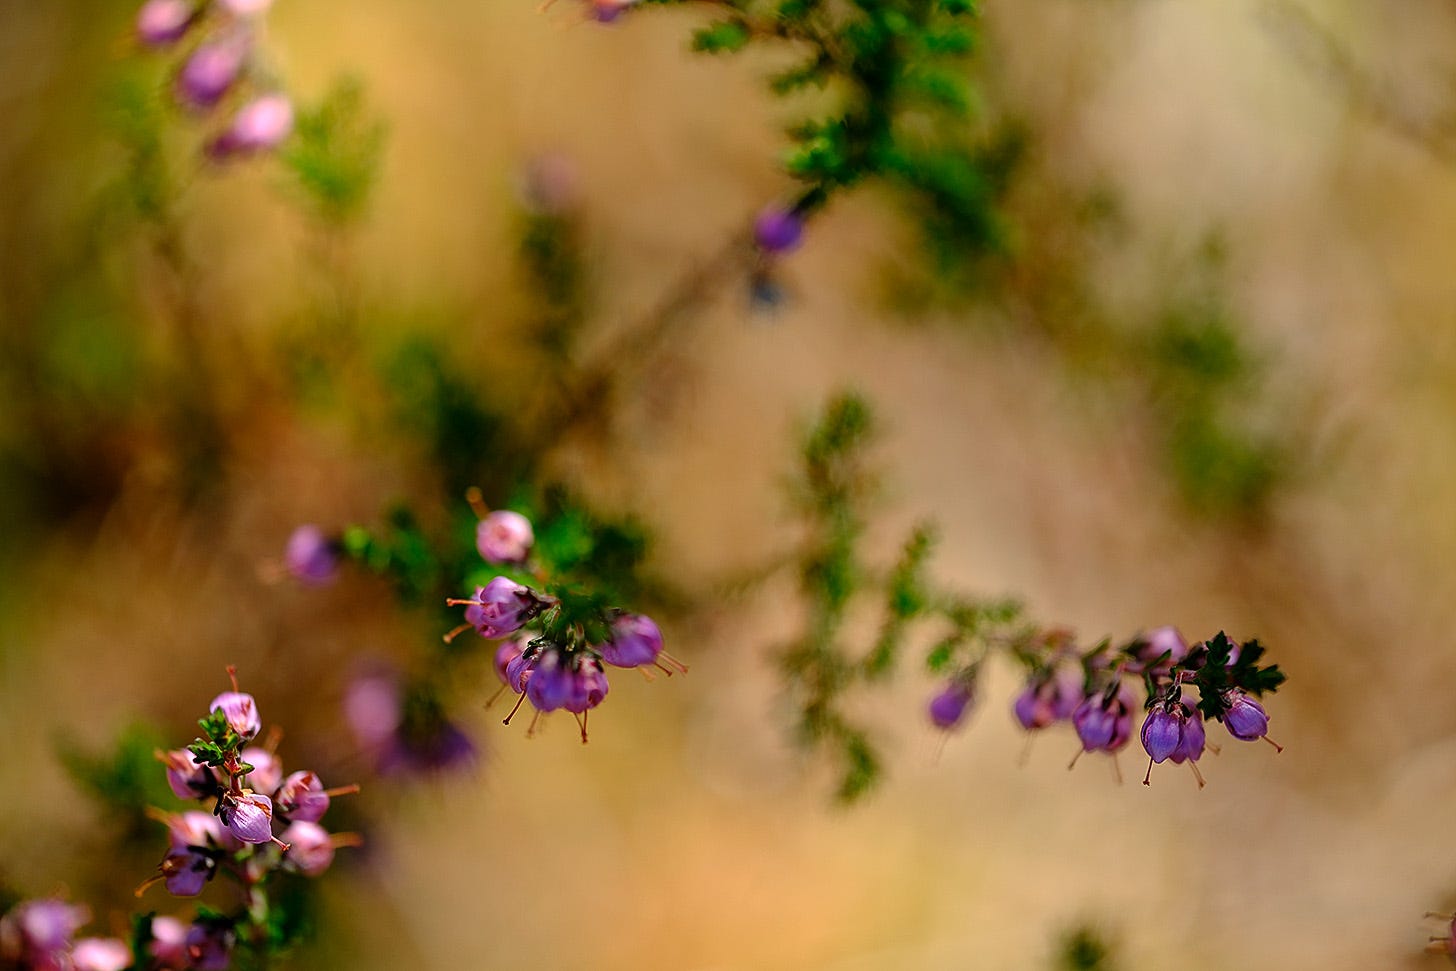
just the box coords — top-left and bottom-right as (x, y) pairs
(476, 510), (534, 564)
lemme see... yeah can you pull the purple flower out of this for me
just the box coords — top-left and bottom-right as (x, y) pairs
(563, 656), (610, 714)
(754, 207), (804, 254)
(241, 746), (282, 794)
(210, 690), (262, 740)
(377, 719), (477, 776)
(1131, 626), (1188, 674)
(1071, 685), (1134, 753)
(590, 0), (636, 22)
(276, 771), (330, 823)
(72, 937), (131, 971)
(1171, 705), (1206, 764)
(519, 153), (580, 215)
(160, 748), (214, 799)
(0, 899), (87, 963)
(148, 916), (189, 970)
(1140, 705), (1184, 764)
(136, 0), (195, 47)
(476, 510), (534, 564)
(283, 524), (337, 584)
(344, 670), (404, 750)
(281, 821), (335, 876)
(159, 851), (214, 897)
(457, 577), (543, 638)
(165, 810), (229, 852)
(219, 791), (274, 844)
(1221, 691), (1270, 741)
(1011, 668), (1081, 730)
(928, 681), (975, 730)
(525, 649), (572, 713)
(494, 639), (527, 688)
(600, 612), (663, 669)
(175, 36), (248, 110)
(183, 922), (235, 971)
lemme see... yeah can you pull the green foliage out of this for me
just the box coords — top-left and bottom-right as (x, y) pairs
(59, 723), (174, 842)
(1188, 631), (1287, 721)
(1056, 923), (1118, 971)
(280, 77), (388, 227)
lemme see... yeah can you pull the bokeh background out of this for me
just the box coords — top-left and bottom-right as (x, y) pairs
(4, 1), (1456, 969)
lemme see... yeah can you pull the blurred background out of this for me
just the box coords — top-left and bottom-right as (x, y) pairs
(3, 0), (1456, 968)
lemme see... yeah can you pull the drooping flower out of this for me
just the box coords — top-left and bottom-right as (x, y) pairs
(563, 656), (610, 714)
(276, 771), (332, 823)
(524, 647), (573, 713)
(754, 207), (804, 254)
(175, 35), (249, 109)
(159, 851), (215, 897)
(209, 691), (262, 740)
(1221, 690), (1270, 742)
(240, 746), (282, 795)
(599, 612), (663, 668)
(1071, 685), (1135, 753)
(476, 510), (534, 564)
(928, 681), (975, 730)
(219, 791), (274, 844)
(281, 821), (335, 877)
(1140, 704), (1184, 764)
(148, 916), (189, 970)
(453, 577), (545, 638)
(136, 0), (195, 47)
(283, 524), (336, 584)
(160, 748), (215, 800)
(183, 921), (235, 971)
(0, 899), (88, 965)
(71, 937), (132, 971)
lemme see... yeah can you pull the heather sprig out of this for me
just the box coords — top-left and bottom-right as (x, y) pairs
(774, 392), (1287, 801)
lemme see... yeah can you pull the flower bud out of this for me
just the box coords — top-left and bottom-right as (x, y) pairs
(161, 748), (214, 800)
(754, 207), (804, 254)
(219, 791), (274, 844)
(928, 681), (975, 730)
(72, 937), (131, 971)
(1221, 691), (1270, 741)
(600, 612), (663, 668)
(136, 0), (195, 47)
(1072, 685), (1134, 753)
(283, 524), (336, 584)
(281, 821), (335, 876)
(209, 691), (261, 740)
(175, 36), (248, 110)
(240, 746), (282, 794)
(476, 510), (534, 564)
(184, 922), (235, 971)
(148, 916), (189, 970)
(276, 771), (329, 823)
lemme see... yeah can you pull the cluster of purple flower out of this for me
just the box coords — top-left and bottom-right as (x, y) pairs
(446, 508), (684, 742)
(0, 901), (131, 971)
(1, 672), (358, 970)
(929, 627), (1282, 788)
(134, 0), (293, 159)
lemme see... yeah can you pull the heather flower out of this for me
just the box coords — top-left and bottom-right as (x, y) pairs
(210, 690), (261, 740)
(72, 937), (131, 971)
(344, 669), (405, 751)
(175, 36), (248, 109)
(283, 524), (338, 584)
(241, 746), (282, 794)
(209, 93), (294, 159)
(1130, 626), (1188, 674)
(183, 922), (234, 971)
(520, 153), (580, 215)
(754, 207), (804, 254)
(1171, 705), (1206, 764)
(0, 899), (87, 964)
(148, 916), (189, 970)
(494, 639), (528, 689)
(1012, 666), (1082, 730)
(165, 810), (229, 852)
(525, 648), (572, 713)
(377, 717), (477, 775)
(453, 577), (544, 638)
(160, 850), (215, 896)
(590, 0), (636, 23)
(160, 747), (214, 799)
(928, 681), (974, 730)
(1071, 685), (1134, 753)
(1140, 704), (1184, 764)
(276, 770), (333, 823)
(1221, 690), (1270, 742)
(219, 791), (274, 844)
(281, 821), (335, 876)
(476, 510), (534, 564)
(600, 612), (663, 668)
(563, 656), (610, 714)
(136, 0), (195, 47)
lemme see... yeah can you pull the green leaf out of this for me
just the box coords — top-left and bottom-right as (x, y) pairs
(692, 20), (751, 54)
